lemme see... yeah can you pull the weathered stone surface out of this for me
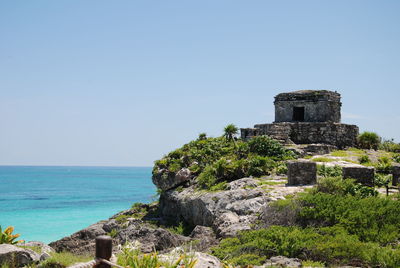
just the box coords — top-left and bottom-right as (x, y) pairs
(243, 122), (359, 148)
(189, 226), (218, 252)
(343, 166), (375, 186)
(159, 177), (309, 238)
(152, 168), (192, 191)
(17, 241), (54, 261)
(262, 256), (302, 267)
(0, 244), (40, 267)
(287, 160), (317, 185)
(303, 144), (337, 155)
(392, 164), (400, 186)
(274, 90), (341, 123)
(159, 248), (222, 268)
(50, 217), (189, 254)
(241, 90), (359, 148)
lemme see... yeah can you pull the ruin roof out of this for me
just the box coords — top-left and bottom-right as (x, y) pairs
(275, 90), (340, 102)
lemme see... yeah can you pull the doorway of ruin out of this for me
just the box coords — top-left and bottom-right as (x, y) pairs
(293, 106), (305, 121)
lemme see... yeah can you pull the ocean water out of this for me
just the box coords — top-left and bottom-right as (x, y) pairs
(0, 166), (156, 244)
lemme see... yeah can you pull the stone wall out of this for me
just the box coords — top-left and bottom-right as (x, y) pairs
(287, 160), (317, 185)
(343, 166), (375, 186)
(241, 122), (359, 149)
(274, 90), (341, 123)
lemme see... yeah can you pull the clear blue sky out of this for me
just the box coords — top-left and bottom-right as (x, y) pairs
(1, 1), (399, 166)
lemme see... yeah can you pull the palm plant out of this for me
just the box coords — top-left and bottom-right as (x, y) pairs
(224, 124), (239, 141)
(0, 225), (24, 244)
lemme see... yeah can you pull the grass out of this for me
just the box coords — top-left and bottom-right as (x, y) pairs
(330, 150), (348, 157)
(311, 157), (334, 162)
(18, 245), (42, 254)
(40, 252), (92, 268)
(117, 241), (197, 268)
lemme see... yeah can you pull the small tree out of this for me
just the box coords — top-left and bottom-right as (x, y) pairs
(224, 124), (239, 141)
(198, 133), (207, 140)
(358, 131), (381, 150)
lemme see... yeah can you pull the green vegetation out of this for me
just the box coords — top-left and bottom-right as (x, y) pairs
(311, 157), (334, 162)
(317, 164), (342, 177)
(357, 131), (381, 150)
(223, 124), (239, 141)
(380, 139), (400, 153)
(19, 245), (42, 254)
(375, 156), (393, 174)
(213, 176), (400, 267)
(358, 154), (370, 164)
(39, 252), (92, 268)
(153, 126), (295, 190)
(330, 150), (348, 157)
(107, 229), (118, 238)
(0, 226), (23, 245)
(213, 225), (400, 267)
(117, 241), (197, 268)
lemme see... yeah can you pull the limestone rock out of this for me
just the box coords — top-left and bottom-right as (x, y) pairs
(152, 168), (192, 191)
(189, 226), (218, 252)
(0, 244), (40, 267)
(159, 177), (308, 238)
(17, 241), (54, 261)
(50, 219), (189, 255)
(192, 252), (222, 268)
(159, 248), (222, 268)
(263, 256), (302, 267)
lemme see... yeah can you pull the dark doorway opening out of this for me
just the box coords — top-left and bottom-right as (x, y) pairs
(293, 107), (305, 121)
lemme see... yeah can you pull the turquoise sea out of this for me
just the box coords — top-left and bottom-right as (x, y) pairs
(0, 166), (156, 244)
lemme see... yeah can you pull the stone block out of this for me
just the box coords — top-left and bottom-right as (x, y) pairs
(342, 166), (375, 186)
(392, 164), (400, 186)
(287, 160), (317, 185)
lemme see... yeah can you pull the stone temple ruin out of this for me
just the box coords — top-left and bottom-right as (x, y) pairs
(241, 90), (359, 149)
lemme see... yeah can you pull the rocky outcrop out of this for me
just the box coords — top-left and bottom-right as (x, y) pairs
(159, 177), (310, 238)
(152, 168), (192, 191)
(17, 241), (54, 261)
(0, 244), (40, 267)
(49, 215), (190, 255)
(259, 256), (302, 267)
(189, 226), (218, 252)
(159, 247), (222, 268)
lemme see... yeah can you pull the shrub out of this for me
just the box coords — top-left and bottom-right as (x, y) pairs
(393, 154), (400, 163)
(375, 156), (393, 174)
(314, 177), (377, 198)
(197, 166), (218, 189)
(374, 174), (391, 188)
(357, 132), (381, 150)
(153, 132), (296, 190)
(317, 165), (342, 177)
(246, 155), (275, 177)
(212, 226), (400, 267)
(358, 154), (370, 164)
(298, 193), (400, 244)
(248, 135), (294, 159)
(379, 139), (400, 153)
(198, 133), (207, 140)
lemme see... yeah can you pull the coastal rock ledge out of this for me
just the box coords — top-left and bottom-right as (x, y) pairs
(159, 177), (310, 238)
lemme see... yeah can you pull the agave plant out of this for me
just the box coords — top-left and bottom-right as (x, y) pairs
(0, 225), (24, 244)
